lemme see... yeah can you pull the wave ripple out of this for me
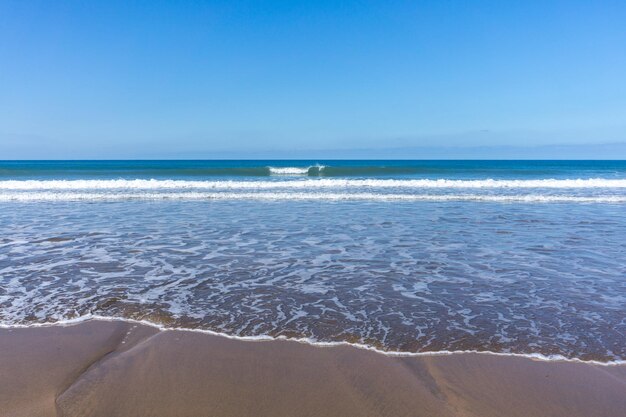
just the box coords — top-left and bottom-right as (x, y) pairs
(1, 199), (625, 362)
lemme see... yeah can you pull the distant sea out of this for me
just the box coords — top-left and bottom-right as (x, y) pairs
(1, 160), (625, 363)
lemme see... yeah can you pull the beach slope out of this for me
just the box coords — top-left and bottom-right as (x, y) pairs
(1, 320), (624, 417)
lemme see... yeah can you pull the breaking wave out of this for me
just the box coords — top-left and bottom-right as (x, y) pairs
(1, 178), (626, 190)
(268, 165), (325, 175)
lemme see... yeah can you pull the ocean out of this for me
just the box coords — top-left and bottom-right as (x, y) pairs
(1, 160), (625, 363)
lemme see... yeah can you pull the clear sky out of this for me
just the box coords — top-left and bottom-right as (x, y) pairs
(1, 0), (626, 159)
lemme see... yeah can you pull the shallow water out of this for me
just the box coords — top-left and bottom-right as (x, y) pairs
(1, 160), (625, 362)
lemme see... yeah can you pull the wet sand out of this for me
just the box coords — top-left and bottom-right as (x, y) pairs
(1, 320), (625, 417)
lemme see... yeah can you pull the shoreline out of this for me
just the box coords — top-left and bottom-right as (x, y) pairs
(2, 315), (623, 366)
(1, 319), (625, 417)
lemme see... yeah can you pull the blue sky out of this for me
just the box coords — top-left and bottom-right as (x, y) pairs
(1, 0), (625, 158)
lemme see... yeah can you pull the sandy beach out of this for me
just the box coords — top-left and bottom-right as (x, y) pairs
(1, 320), (624, 417)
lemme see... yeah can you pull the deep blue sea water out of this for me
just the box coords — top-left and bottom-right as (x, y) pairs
(1, 160), (625, 362)
(2, 160), (626, 180)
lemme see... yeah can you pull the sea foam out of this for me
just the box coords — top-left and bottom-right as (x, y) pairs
(1, 178), (626, 190)
(1, 315), (624, 366)
(0, 192), (625, 202)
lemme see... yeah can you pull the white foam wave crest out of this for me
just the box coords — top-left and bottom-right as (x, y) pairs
(268, 165), (325, 175)
(2, 178), (626, 190)
(1, 315), (623, 366)
(0, 192), (624, 203)
(268, 167), (310, 175)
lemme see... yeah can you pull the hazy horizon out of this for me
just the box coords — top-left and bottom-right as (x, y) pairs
(2, 140), (626, 160)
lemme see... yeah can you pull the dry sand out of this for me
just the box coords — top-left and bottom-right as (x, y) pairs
(1, 320), (624, 417)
